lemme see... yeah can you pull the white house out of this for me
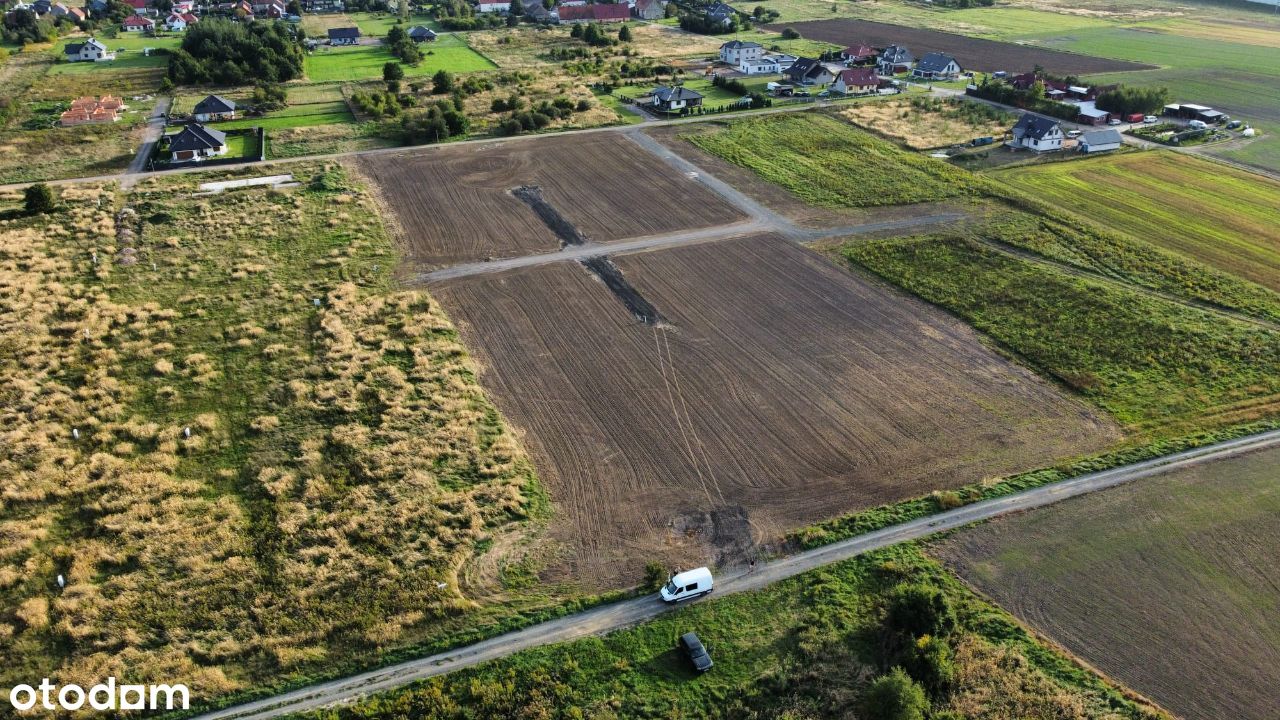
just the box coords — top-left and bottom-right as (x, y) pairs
(719, 40), (762, 66)
(168, 123), (228, 162)
(910, 52), (962, 80)
(164, 11), (198, 30)
(1010, 113), (1064, 152)
(1079, 128), (1123, 153)
(739, 57), (779, 75)
(649, 85), (703, 114)
(121, 13), (154, 31)
(192, 94), (236, 122)
(474, 0), (508, 11)
(64, 37), (115, 62)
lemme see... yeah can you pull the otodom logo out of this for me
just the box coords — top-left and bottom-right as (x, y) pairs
(8, 678), (189, 712)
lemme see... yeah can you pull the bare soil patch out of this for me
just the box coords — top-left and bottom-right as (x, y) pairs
(357, 133), (746, 269)
(768, 19), (1155, 74)
(434, 235), (1118, 587)
(936, 444), (1280, 720)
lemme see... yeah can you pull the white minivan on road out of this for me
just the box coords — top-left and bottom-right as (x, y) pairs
(660, 567), (714, 603)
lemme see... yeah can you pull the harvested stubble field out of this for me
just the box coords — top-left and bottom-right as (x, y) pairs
(766, 19), (1154, 74)
(837, 97), (1015, 150)
(357, 133), (746, 268)
(433, 235), (1118, 585)
(993, 151), (1280, 293)
(937, 444), (1280, 720)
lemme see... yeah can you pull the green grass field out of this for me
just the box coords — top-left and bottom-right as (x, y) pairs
(294, 544), (1159, 720)
(684, 112), (983, 207)
(48, 35), (182, 73)
(938, 444), (1280, 720)
(303, 34), (495, 82)
(615, 77), (743, 104)
(994, 151), (1280, 293)
(216, 101), (356, 131)
(843, 233), (1280, 432)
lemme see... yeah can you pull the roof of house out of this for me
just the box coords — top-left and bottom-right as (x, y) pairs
(122, 13), (153, 24)
(407, 24), (436, 37)
(193, 94), (236, 115)
(785, 57), (823, 78)
(327, 26), (360, 39)
(65, 37), (108, 54)
(915, 52), (958, 73)
(634, 0), (663, 10)
(841, 44), (875, 58)
(836, 67), (879, 86)
(880, 44), (913, 63)
(124, 0), (146, 7)
(652, 85), (703, 103)
(169, 123), (227, 152)
(1075, 101), (1108, 119)
(1081, 128), (1122, 145)
(740, 57), (778, 67)
(720, 40), (762, 50)
(168, 11), (198, 21)
(1013, 113), (1061, 140)
(706, 1), (734, 18)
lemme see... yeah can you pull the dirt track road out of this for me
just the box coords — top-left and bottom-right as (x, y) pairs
(190, 428), (1280, 720)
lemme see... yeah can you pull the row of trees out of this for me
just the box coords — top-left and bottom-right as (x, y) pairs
(1095, 85), (1170, 116)
(168, 19), (305, 85)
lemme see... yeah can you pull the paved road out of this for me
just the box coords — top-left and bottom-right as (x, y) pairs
(123, 96), (172, 186)
(190, 428), (1280, 720)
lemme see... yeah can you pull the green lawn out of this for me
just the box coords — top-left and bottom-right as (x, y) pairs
(214, 101), (356, 131)
(684, 112), (983, 207)
(615, 77), (743, 104)
(303, 34), (494, 82)
(843, 233), (1280, 430)
(48, 35), (182, 73)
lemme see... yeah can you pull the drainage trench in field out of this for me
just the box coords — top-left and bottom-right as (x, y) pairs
(512, 184), (666, 326)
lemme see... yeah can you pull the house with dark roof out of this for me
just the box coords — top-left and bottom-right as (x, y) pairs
(193, 95), (237, 122)
(64, 37), (115, 62)
(876, 44), (913, 75)
(832, 67), (879, 95)
(168, 124), (228, 162)
(719, 40), (762, 65)
(407, 25), (438, 41)
(632, 0), (665, 20)
(783, 57), (835, 85)
(1078, 128), (1122, 153)
(327, 26), (360, 44)
(649, 85), (703, 114)
(1010, 113), (1064, 152)
(910, 52), (961, 80)
(705, 1), (735, 26)
(840, 44), (875, 65)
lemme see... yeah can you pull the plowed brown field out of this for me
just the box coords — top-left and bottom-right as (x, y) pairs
(434, 235), (1119, 585)
(356, 133), (746, 269)
(937, 445), (1280, 720)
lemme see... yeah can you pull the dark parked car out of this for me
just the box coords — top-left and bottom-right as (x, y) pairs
(678, 632), (713, 672)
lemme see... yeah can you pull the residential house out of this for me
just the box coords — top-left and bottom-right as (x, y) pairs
(876, 44), (913, 75)
(783, 57), (835, 85)
(523, 3), (553, 21)
(557, 3), (629, 21)
(121, 13), (154, 30)
(840, 44), (875, 65)
(172, 0), (194, 12)
(739, 56), (779, 75)
(910, 52), (961, 80)
(164, 11), (198, 30)
(124, 0), (152, 14)
(65, 5), (85, 20)
(831, 67), (879, 95)
(192, 94), (236, 122)
(1010, 113), (1063, 152)
(264, 1), (286, 17)
(64, 37), (115, 62)
(327, 26), (360, 44)
(168, 123), (229, 162)
(632, 0), (664, 19)
(704, 1), (734, 26)
(649, 85), (703, 114)
(60, 95), (124, 126)
(719, 40), (762, 66)
(48, 3), (70, 18)
(86, 0), (108, 14)
(1078, 128), (1122, 153)
(765, 53), (796, 70)
(474, 0), (509, 11)
(407, 25), (437, 41)
(31, 0), (50, 14)
(302, 0), (343, 11)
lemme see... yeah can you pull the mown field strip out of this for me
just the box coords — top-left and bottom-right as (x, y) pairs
(190, 428), (1280, 720)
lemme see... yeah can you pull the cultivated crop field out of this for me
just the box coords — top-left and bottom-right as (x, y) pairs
(993, 152), (1280, 292)
(937, 445), (1280, 720)
(764, 19), (1153, 74)
(433, 235), (1118, 585)
(356, 132), (746, 268)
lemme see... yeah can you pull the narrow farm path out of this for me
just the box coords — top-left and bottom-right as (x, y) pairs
(189, 428), (1280, 720)
(123, 96), (173, 187)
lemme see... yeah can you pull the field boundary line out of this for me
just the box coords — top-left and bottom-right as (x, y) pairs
(187, 428), (1280, 720)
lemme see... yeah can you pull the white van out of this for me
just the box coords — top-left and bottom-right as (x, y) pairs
(660, 567), (713, 603)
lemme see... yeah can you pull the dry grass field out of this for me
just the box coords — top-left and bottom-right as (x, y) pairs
(937, 445), (1280, 720)
(838, 97), (1014, 150)
(434, 235), (1119, 586)
(0, 167), (547, 703)
(356, 133), (746, 268)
